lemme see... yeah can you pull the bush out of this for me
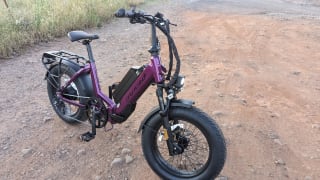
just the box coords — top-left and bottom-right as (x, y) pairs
(0, 0), (144, 58)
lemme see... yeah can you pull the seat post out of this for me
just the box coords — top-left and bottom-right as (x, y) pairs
(83, 40), (95, 62)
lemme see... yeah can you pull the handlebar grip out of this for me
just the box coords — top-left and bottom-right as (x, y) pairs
(115, 8), (126, 17)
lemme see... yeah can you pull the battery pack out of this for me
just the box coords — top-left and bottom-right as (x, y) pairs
(113, 66), (144, 103)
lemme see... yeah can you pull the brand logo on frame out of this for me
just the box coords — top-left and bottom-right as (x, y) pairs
(127, 73), (147, 102)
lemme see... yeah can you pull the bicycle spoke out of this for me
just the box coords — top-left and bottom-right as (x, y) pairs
(155, 119), (210, 175)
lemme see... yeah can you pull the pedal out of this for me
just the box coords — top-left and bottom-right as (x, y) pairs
(80, 132), (95, 142)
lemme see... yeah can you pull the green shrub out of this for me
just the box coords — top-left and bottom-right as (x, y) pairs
(0, 0), (144, 58)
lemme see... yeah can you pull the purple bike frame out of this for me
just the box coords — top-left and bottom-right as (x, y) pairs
(57, 54), (165, 119)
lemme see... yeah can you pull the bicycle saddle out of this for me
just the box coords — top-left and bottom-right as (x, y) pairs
(68, 31), (99, 42)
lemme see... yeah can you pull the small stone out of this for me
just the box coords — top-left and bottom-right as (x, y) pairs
(111, 157), (124, 167)
(21, 148), (33, 157)
(311, 124), (320, 130)
(215, 176), (228, 180)
(304, 176), (313, 180)
(212, 111), (226, 117)
(250, 167), (257, 174)
(310, 156), (318, 160)
(196, 89), (202, 93)
(268, 172), (274, 177)
(268, 131), (279, 139)
(125, 155), (134, 164)
(275, 159), (286, 166)
(292, 71), (301, 75)
(43, 116), (54, 123)
(77, 149), (86, 156)
(221, 123), (228, 128)
(241, 99), (247, 105)
(3, 146), (8, 150)
(273, 139), (283, 145)
(121, 148), (132, 155)
(68, 133), (75, 138)
(234, 122), (242, 128)
(95, 175), (102, 180)
(270, 112), (280, 118)
(60, 149), (68, 155)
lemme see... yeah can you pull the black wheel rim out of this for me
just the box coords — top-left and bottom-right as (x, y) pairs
(154, 119), (211, 177)
(50, 73), (80, 117)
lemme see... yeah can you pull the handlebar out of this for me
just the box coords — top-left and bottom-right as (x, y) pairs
(115, 8), (143, 18)
(114, 8), (181, 88)
(115, 8), (147, 24)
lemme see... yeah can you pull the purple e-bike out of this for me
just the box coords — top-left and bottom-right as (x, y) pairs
(42, 8), (226, 179)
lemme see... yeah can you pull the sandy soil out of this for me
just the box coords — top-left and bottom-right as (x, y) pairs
(0, 0), (319, 179)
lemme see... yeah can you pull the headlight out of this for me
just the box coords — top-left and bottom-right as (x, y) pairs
(175, 75), (185, 89)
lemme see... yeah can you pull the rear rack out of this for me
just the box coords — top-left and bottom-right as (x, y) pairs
(41, 50), (88, 71)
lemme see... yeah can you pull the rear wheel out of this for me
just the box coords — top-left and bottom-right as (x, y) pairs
(141, 107), (226, 180)
(47, 64), (90, 123)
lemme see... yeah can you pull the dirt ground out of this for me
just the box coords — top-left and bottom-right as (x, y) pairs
(0, 0), (319, 179)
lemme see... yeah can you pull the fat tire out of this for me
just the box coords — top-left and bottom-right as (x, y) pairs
(47, 64), (90, 123)
(141, 106), (226, 180)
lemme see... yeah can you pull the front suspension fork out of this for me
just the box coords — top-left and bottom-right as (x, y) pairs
(156, 86), (181, 156)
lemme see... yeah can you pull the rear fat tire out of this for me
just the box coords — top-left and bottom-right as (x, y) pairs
(47, 64), (91, 123)
(141, 107), (226, 180)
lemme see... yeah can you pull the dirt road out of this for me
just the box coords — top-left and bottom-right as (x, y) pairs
(0, 0), (319, 179)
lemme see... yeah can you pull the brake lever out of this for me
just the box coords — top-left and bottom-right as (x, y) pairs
(167, 19), (177, 26)
(129, 17), (146, 24)
(155, 12), (164, 19)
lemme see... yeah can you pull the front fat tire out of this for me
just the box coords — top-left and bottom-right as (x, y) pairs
(141, 107), (226, 180)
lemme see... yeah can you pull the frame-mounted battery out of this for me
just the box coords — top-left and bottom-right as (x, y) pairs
(112, 66), (144, 104)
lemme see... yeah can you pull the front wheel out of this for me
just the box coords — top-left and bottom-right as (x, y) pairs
(141, 107), (226, 180)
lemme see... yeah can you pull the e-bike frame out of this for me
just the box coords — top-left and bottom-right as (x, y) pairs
(56, 23), (166, 123)
(44, 13), (183, 154)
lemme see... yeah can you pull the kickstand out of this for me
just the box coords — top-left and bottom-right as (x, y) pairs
(80, 112), (97, 142)
(104, 121), (114, 132)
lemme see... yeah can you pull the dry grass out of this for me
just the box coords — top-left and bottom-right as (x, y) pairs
(0, 0), (144, 58)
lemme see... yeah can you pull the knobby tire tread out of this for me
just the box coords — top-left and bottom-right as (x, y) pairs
(47, 64), (88, 123)
(141, 106), (226, 180)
